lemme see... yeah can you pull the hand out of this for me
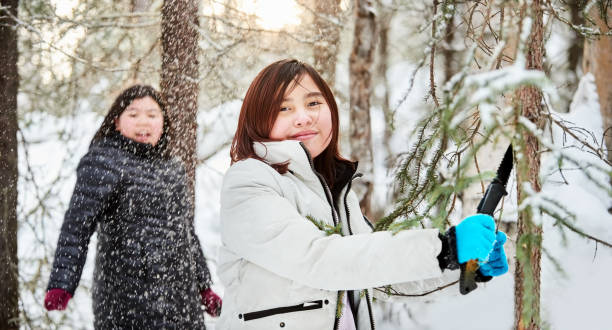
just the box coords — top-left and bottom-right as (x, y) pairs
(44, 288), (72, 311)
(479, 231), (509, 277)
(455, 214), (496, 264)
(201, 288), (222, 317)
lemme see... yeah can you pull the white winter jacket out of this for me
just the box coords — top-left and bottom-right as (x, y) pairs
(218, 140), (453, 330)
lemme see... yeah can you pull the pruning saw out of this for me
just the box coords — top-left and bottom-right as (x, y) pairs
(459, 144), (513, 295)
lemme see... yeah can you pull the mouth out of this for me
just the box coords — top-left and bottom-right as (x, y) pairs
(134, 132), (151, 142)
(290, 130), (317, 141)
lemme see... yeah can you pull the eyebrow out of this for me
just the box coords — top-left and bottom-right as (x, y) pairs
(283, 92), (323, 102)
(125, 107), (161, 112)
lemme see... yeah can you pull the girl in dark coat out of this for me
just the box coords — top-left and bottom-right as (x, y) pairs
(44, 85), (222, 329)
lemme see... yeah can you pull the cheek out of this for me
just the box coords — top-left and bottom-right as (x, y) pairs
(269, 117), (287, 140)
(116, 118), (132, 132)
(319, 109), (333, 138)
(152, 118), (164, 133)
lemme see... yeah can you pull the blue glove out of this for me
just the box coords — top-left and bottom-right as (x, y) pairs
(478, 231), (509, 277)
(455, 214), (496, 264)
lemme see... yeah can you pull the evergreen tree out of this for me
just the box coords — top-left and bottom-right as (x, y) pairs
(0, 1), (20, 328)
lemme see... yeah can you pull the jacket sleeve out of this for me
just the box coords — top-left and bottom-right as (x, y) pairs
(190, 221), (213, 291)
(220, 159), (444, 291)
(173, 159), (213, 292)
(47, 147), (121, 295)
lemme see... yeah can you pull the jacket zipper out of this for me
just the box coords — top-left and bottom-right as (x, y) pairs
(365, 289), (376, 330)
(342, 173), (363, 235)
(344, 177), (354, 235)
(298, 143), (375, 329)
(298, 143), (339, 226)
(343, 175), (376, 330)
(298, 143), (342, 330)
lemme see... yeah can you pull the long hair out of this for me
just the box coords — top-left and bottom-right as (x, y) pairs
(92, 85), (171, 157)
(230, 59), (351, 188)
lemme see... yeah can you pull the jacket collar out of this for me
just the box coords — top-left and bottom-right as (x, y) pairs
(253, 140), (320, 184)
(252, 140), (358, 195)
(100, 130), (164, 159)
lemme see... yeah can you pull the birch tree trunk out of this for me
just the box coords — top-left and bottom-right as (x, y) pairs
(160, 0), (200, 196)
(314, 0), (341, 89)
(349, 0), (377, 219)
(0, 1), (20, 329)
(514, 1), (544, 329)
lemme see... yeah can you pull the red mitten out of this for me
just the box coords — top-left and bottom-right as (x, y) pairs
(44, 288), (72, 311)
(200, 288), (222, 317)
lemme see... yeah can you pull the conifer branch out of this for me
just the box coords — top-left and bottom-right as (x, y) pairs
(375, 280), (458, 297)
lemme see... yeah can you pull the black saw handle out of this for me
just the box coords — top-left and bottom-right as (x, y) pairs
(459, 179), (507, 295)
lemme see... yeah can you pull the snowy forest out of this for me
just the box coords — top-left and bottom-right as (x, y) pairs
(1, 0), (611, 329)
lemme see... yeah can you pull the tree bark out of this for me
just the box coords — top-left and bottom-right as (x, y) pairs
(160, 0), (200, 196)
(568, 0), (585, 74)
(0, 1), (20, 329)
(376, 4), (393, 170)
(442, 0), (456, 83)
(514, 1), (544, 329)
(349, 0), (377, 219)
(582, 4), (612, 197)
(314, 0), (341, 89)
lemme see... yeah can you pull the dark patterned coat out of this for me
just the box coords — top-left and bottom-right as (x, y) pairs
(47, 131), (211, 329)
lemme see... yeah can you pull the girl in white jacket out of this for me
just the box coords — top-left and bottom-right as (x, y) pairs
(218, 59), (508, 329)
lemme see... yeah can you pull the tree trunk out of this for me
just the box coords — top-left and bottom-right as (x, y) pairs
(442, 0), (456, 83)
(514, 1), (544, 329)
(582, 4), (612, 203)
(376, 4), (393, 170)
(349, 0), (377, 219)
(314, 0), (341, 89)
(160, 0), (200, 196)
(568, 0), (585, 74)
(0, 1), (20, 329)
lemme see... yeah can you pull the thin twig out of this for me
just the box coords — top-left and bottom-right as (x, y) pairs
(375, 280), (459, 297)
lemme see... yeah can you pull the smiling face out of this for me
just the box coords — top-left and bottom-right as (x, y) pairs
(114, 96), (164, 146)
(269, 74), (333, 158)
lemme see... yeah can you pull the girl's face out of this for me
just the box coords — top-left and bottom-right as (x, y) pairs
(269, 74), (333, 158)
(114, 96), (164, 146)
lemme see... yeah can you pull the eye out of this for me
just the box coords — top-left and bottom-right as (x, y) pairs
(280, 106), (290, 112)
(308, 101), (321, 107)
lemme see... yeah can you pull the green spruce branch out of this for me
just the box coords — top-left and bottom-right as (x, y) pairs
(306, 215), (342, 236)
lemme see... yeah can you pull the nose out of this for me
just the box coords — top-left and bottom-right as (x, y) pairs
(294, 107), (313, 127)
(136, 115), (150, 126)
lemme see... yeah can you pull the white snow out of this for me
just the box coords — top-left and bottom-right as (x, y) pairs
(372, 73), (611, 330)
(16, 57), (611, 330)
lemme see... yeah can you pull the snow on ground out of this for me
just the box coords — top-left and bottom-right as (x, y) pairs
(17, 71), (610, 329)
(539, 73), (612, 330)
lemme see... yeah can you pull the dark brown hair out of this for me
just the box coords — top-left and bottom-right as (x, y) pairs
(92, 85), (172, 157)
(230, 59), (351, 188)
